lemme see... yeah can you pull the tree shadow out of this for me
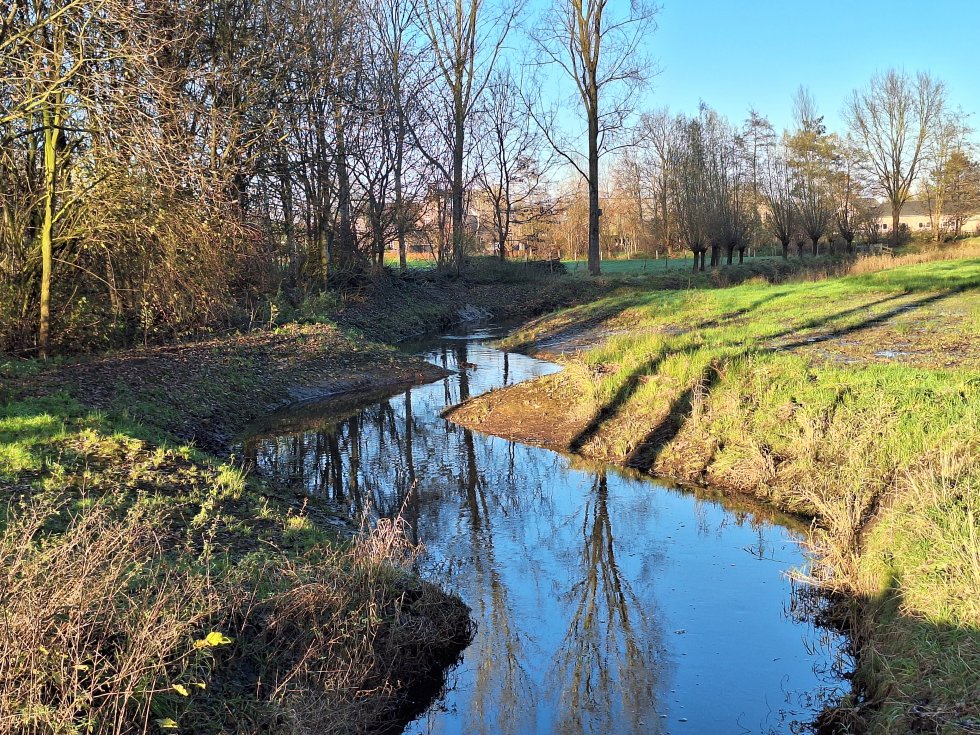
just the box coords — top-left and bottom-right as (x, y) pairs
(506, 294), (646, 355)
(690, 291), (785, 331)
(774, 290), (956, 350)
(625, 361), (722, 470)
(565, 287), (962, 470)
(567, 348), (676, 453)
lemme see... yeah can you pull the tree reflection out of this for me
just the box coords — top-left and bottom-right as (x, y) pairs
(454, 424), (535, 734)
(551, 471), (665, 735)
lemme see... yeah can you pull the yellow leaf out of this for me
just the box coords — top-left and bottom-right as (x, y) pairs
(74, 664), (90, 672)
(172, 684), (189, 697)
(155, 718), (179, 730)
(194, 631), (233, 649)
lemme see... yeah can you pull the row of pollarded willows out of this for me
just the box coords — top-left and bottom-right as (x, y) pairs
(0, 383), (471, 734)
(455, 253), (980, 733)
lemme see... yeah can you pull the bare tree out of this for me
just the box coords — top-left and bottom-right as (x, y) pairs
(921, 111), (973, 242)
(845, 69), (946, 244)
(828, 135), (865, 253)
(475, 71), (555, 260)
(942, 152), (980, 237)
(671, 113), (713, 271)
(760, 148), (797, 259)
(367, 0), (426, 270)
(532, 0), (658, 275)
(416, 0), (521, 273)
(788, 87), (834, 255)
(636, 109), (681, 254)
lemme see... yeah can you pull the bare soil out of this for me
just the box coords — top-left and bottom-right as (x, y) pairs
(444, 374), (586, 454)
(8, 322), (446, 454)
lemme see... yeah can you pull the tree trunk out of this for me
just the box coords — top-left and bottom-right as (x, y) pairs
(452, 112), (465, 274)
(499, 202), (510, 260)
(587, 97), (601, 276)
(811, 237), (819, 257)
(395, 119), (407, 271)
(781, 240), (789, 259)
(38, 102), (59, 359)
(319, 226), (330, 284)
(333, 105), (356, 272)
(891, 202), (901, 245)
(726, 246), (734, 265)
(738, 248), (745, 264)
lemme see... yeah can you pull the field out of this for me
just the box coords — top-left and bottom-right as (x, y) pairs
(448, 253), (980, 734)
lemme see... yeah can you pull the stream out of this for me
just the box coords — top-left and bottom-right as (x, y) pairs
(240, 325), (849, 735)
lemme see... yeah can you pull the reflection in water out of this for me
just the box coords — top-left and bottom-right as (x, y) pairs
(239, 328), (848, 735)
(550, 471), (664, 735)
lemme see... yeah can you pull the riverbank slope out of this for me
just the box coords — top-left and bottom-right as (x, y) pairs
(0, 322), (471, 734)
(446, 256), (980, 734)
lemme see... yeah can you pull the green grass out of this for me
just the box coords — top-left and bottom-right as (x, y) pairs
(0, 341), (469, 733)
(498, 256), (980, 733)
(562, 254), (787, 275)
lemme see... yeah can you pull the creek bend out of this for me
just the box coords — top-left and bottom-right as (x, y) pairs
(240, 326), (849, 735)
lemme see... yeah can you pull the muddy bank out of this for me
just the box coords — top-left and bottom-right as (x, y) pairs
(10, 322), (447, 455)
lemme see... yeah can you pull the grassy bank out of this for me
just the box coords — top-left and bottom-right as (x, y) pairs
(0, 324), (469, 734)
(447, 254), (980, 733)
(303, 253), (874, 344)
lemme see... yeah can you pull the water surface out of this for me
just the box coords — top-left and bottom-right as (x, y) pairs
(241, 327), (848, 735)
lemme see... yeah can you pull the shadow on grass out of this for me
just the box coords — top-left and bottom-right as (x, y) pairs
(800, 580), (980, 735)
(561, 287), (964, 472)
(775, 291), (957, 351)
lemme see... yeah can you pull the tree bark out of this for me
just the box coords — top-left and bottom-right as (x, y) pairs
(587, 110), (601, 276)
(395, 119), (407, 271)
(38, 101), (59, 359)
(452, 111), (465, 274)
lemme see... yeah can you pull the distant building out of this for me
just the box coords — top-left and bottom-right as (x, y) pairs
(871, 201), (980, 236)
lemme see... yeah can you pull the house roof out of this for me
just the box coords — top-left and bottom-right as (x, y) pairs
(872, 201), (931, 218)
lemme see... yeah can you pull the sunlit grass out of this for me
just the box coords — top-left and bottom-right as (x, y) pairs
(497, 255), (980, 732)
(0, 379), (468, 732)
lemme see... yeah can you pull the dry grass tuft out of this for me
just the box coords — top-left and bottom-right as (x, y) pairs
(0, 501), (471, 735)
(0, 501), (223, 734)
(803, 241), (980, 281)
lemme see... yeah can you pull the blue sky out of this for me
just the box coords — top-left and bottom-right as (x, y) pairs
(645, 0), (980, 135)
(524, 0), (980, 139)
